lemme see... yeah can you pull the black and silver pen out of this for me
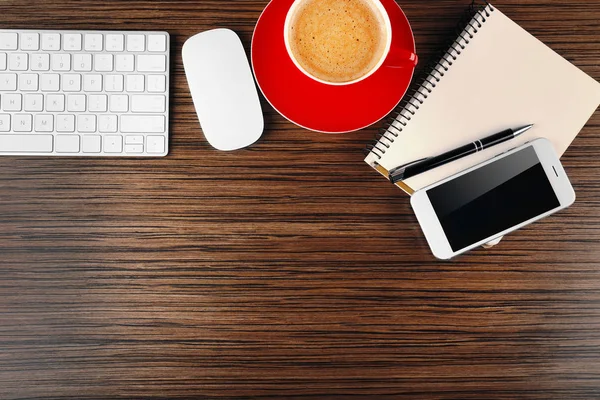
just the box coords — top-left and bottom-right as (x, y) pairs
(388, 124), (534, 184)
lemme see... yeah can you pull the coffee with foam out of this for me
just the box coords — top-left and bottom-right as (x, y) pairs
(287, 0), (388, 84)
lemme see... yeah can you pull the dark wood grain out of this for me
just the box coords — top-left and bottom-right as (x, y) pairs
(0, 0), (599, 398)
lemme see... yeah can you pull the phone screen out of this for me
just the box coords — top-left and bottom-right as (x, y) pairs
(426, 146), (560, 252)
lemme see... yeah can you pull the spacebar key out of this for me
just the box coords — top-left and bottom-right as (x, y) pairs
(121, 115), (165, 133)
(0, 135), (53, 153)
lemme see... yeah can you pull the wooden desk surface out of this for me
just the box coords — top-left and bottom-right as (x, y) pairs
(1, 0), (599, 398)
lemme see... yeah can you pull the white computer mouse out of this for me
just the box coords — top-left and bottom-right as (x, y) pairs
(182, 29), (264, 151)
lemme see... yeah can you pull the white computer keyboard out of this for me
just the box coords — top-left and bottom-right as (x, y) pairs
(0, 29), (170, 156)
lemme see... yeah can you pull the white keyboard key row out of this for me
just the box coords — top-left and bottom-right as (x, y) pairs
(0, 112), (165, 133)
(0, 32), (167, 53)
(0, 53), (164, 73)
(0, 133), (165, 154)
(0, 33), (167, 54)
(0, 94), (166, 114)
(0, 74), (165, 94)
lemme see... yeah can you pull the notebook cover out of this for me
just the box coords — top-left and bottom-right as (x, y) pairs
(365, 3), (600, 194)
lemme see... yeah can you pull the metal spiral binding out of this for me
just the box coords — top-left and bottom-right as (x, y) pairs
(365, 1), (495, 161)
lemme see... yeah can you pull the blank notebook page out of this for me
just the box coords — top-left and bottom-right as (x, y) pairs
(366, 6), (600, 193)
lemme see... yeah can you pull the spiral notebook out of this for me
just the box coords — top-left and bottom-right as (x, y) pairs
(365, 3), (600, 195)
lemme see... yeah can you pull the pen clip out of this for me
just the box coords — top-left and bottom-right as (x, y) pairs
(388, 157), (428, 182)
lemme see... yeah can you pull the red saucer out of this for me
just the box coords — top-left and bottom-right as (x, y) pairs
(251, 0), (416, 133)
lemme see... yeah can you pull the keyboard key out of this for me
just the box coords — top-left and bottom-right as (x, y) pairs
(94, 54), (113, 72)
(126, 135), (144, 145)
(147, 135), (165, 153)
(31, 53), (50, 71)
(106, 34), (124, 51)
(147, 75), (166, 93)
(0, 53), (6, 70)
(40, 73), (60, 91)
(83, 74), (102, 92)
(67, 94), (86, 112)
(56, 114), (75, 132)
(105, 74), (123, 92)
(98, 114), (117, 132)
(46, 94), (65, 111)
(0, 134), (53, 153)
(82, 135), (101, 153)
(127, 34), (145, 52)
(126, 75), (144, 92)
(55, 135), (80, 153)
(62, 74), (81, 92)
(0, 73), (17, 90)
(109, 94), (128, 112)
(148, 34), (167, 52)
(115, 54), (134, 72)
(77, 114), (96, 132)
(34, 114), (53, 132)
(121, 115), (164, 133)
(0, 114), (10, 131)
(84, 34), (103, 51)
(41, 33), (61, 51)
(137, 55), (166, 72)
(63, 34), (82, 51)
(125, 144), (143, 153)
(9, 53), (28, 71)
(0, 33), (18, 50)
(3, 94), (22, 111)
(21, 33), (40, 51)
(131, 95), (165, 113)
(88, 94), (107, 112)
(13, 114), (32, 132)
(52, 53), (71, 71)
(24, 93), (43, 111)
(73, 54), (92, 72)
(103, 135), (122, 153)
(19, 73), (39, 91)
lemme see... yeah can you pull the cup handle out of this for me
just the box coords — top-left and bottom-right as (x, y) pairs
(383, 46), (418, 68)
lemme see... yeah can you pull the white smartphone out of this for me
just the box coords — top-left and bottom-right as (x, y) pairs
(410, 138), (575, 259)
